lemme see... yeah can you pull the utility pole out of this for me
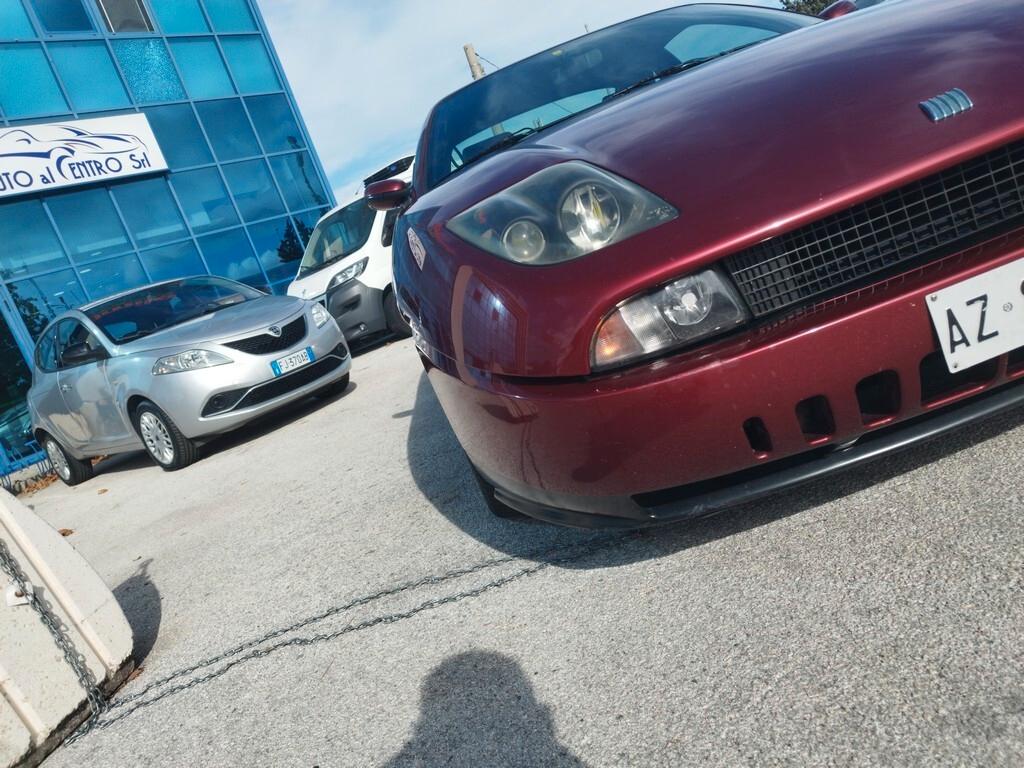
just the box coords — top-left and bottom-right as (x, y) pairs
(463, 43), (486, 81)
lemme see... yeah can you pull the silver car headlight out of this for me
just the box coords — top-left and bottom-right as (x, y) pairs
(593, 269), (750, 370)
(152, 349), (233, 375)
(326, 257), (369, 291)
(446, 161), (677, 265)
(311, 302), (331, 328)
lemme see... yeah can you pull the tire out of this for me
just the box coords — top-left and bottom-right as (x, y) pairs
(471, 466), (532, 521)
(315, 372), (350, 399)
(42, 434), (94, 487)
(132, 401), (199, 471)
(383, 289), (412, 338)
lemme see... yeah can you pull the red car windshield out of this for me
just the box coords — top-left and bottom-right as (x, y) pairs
(422, 4), (817, 191)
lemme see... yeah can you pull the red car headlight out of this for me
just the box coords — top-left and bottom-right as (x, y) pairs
(446, 161), (677, 265)
(593, 269), (750, 370)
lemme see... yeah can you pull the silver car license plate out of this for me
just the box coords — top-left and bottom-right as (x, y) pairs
(271, 346), (315, 377)
(926, 257), (1024, 373)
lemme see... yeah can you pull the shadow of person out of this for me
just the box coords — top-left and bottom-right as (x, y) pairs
(383, 651), (588, 768)
(405, 370), (1024, 568)
(113, 558), (161, 665)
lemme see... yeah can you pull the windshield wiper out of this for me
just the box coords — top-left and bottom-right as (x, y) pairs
(607, 41), (763, 101)
(462, 126), (538, 167)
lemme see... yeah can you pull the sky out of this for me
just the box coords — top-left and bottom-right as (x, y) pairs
(259, 0), (777, 203)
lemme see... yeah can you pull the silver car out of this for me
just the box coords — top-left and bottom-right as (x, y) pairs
(27, 276), (351, 485)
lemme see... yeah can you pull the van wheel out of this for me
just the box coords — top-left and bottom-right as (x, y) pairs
(384, 289), (412, 338)
(133, 401), (198, 471)
(42, 434), (94, 487)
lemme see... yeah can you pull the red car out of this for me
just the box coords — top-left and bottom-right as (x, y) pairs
(369, 0), (1024, 528)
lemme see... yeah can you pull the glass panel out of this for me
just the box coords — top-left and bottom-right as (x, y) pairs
(169, 37), (233, 99)
(197, 228), (266, 289)
(95, 0), (152, 33)
(269, 151), (327, 211)
(10, 269), (87, 333)
(0, 318), (36, 464)
(220, 36), (279, 93)
(149, 0), (207, 34)
(111, 177), (187, 247)
(49, 40), (129, 111)
(0, 1), (35, 39)
(248, 216), (301, 291)
(77, 253), (146, 300)
(170, 167), (238, 233)
(245, 94), (304, 153)
(0, 43), (68, 117)
(112, 39), (185, 104)
(291, 207), (327, 247)
(665, 24), (776, 62)
(141, 103), (212, 169)
(139, 240), (205, 282)
(46, 188), (131, 261)
(28, 0), (93, 33)
(202, 0), (254, 32)
(0, 199), (67, 279)
(221, 159), (284, 222)
(193, 98), (259, 161)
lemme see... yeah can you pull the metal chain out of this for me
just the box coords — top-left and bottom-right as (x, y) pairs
(0, 538), (106, 730)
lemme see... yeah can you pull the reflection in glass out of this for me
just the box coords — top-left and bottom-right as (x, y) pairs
(112, 39), (185, 104)
(292, 208), (329, 248)
(0, 200), (67, 279)
(0, 319), (36, 466)
(220, 36), (280, 93)
(170, 38), (234, 100)
(49, 41), (130, 113)
(245, 94), (304, 153)
(248, 217), (302, 291)
(270, 152), (328, 211)
(171, 167), (239, 234)
(197, 228), (266, 289)
(111, 178), (187, 248)
(139, 241), (206, 283)
(0, 1), (35, 39)
(46, 188), (131, 262)
(77, 253), (147, 300)
(221, 159), (285, 222)
(150, 0), (208, 33)
(9, 269), (87, 335)
(0, 43), (69, 117)
(142, 104), (213, 170)
(202, 0), (256, 32)
(194, 98), (260, 161)
(28, 0), (93, 33)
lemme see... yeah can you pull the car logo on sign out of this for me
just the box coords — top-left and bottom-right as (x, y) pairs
(267, 325), (282, 337)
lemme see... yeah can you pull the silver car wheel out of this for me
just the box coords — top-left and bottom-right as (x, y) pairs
(139, 411), (175, 465)
(45, 439), (71, 481)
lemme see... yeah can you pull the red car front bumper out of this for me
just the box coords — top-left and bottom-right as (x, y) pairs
(426, 229), (1024, 528)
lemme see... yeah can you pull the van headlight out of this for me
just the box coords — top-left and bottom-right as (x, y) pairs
(326, 257), (369, 291)
(592, 269), (749, 370)
(446, 162), (676, 265)
(153, 350), (233, 375)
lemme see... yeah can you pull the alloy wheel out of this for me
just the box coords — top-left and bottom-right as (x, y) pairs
(139, 411), (175, 465)
(45, 439), (71, 481)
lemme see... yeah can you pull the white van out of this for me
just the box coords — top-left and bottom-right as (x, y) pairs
(286, 157), (413, 344)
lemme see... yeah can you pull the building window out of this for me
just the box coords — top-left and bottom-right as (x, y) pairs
(170, 167), (238, 234)
(194, 98), (259, 161)
(95, 0), (152, 33)
(45, 188), (131, 262)
(245, 94), (304, 153)
(9, 269), (87, 333)
(220, 35), (279, 93)
(139, 241), (206, 282)
(269, 152), (327, 211)
(169, 37), (233, 100)
(111, 177), (188, 248)
(248, 216), (301, 291)
(291, 208), (327, 247)
(197, 228), (264, 289)
(28, 0), (94, 34)
(0, 200), (67, 279)
(149, 0), (208, 34)
(221, 159), (284, 223)
(0, 43), (69, 117)
(202, 0), (255, 33)
(48, 41), (130, 111)
(141, 103), (212, 169)
(111, 38), (184, 103)
(77, 253), (147, 300)
(0, 1), (36, 39)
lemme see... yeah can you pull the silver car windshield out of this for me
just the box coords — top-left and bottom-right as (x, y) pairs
(85, 276), (263, 344)
(298, 198), (376, 277)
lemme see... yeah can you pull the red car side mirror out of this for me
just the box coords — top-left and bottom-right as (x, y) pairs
(365, 179), (411, 211)
(819, 0), (858, 19)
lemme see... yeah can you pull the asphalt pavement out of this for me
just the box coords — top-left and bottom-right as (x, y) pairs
(27, 337), (1024, 767)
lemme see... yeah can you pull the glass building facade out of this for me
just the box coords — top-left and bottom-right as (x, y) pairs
(0, 0), (334, 471)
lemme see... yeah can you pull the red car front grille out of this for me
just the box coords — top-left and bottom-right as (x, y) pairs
(724, 139), (1024, 317)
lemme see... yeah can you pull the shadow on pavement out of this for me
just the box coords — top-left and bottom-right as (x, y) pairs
(382, 650), (589, 768)
(406, 371), (1024, 567)
(113, 558), (161, 665)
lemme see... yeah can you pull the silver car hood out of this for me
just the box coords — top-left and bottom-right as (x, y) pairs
(116, 295), (307, 353)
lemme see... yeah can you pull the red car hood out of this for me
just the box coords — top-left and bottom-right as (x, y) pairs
(410, 0), (1024, 378)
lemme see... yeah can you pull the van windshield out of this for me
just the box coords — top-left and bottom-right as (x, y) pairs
(298, 199), (377, 277)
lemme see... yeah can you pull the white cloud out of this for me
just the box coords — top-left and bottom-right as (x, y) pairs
(259, 0), (777, 200)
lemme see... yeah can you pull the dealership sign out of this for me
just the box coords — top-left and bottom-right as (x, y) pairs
(0, 114), (168, 200)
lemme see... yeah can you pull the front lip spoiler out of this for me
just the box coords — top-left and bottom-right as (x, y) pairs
(490, 376), (1024, 529)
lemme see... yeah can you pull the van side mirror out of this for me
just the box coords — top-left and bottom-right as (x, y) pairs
(61, 343), (107, 367)
(819, 0), (858, 19)
(366, 179), (411, 212)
